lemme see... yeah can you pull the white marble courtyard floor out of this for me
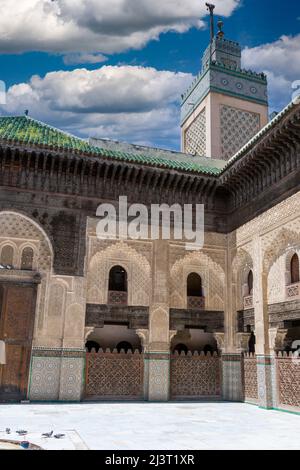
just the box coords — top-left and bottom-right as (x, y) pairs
(0, 402), (299, 450)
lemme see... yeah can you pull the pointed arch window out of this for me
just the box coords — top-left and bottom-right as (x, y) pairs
(247, 270), (253, 295)
(291, 254), (300, 284)
(21, 247), (34, 270)
(0, 245), (14, 268)
(108, 265), (128, 305)
(187, 273), (204, 309)
(187, 273), (202, 297)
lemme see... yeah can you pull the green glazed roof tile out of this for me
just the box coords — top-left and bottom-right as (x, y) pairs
(0, 115), (222, 176)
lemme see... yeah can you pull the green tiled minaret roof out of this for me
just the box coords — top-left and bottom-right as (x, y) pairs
(0, 115), (223, 176)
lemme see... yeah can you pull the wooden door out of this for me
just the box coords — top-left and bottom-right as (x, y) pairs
(0, 283), (37, 401)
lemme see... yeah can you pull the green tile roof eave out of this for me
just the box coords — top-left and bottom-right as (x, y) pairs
(0, 115), (221, 177)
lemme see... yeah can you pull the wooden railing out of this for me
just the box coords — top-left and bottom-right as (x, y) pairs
(107, 290), (128, 305)
(187, 296), (205, 310)
(286, 283), (300, 299)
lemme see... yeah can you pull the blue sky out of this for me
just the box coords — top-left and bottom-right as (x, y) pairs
(0, 0), (299, 149)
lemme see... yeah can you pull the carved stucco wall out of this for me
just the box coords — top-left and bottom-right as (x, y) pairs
(0, 211), (86, 350)
(232, 191), (300, 322)
(231, 247), (253, 311)
(0, 211), (52, 271)
(170, 247), (225, 311)
(43, 275), (86, 349)
(0, 211), (53, 339)
(86, 240), (152, 306)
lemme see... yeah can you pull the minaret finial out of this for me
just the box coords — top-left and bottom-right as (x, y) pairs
(217, 19), (224, 38)
(205, 3), (215, 43)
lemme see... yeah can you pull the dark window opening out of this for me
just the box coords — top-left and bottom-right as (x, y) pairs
(109, 265), (127, 292)
(291, 254), (300, 284)
(248, 332), (256, 354)
(187, 273), (202, 297)
(173, 343), (189, 354)
(116, 341), (133, 353)
(85, 341), (101, 352)
(247, 270), (253, 295)
(203, 344), (214, 354)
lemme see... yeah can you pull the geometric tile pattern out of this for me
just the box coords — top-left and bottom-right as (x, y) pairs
(221, 355), (243, 402)
(148, 358), (170, 401)
(257, 356), (274, 409)
(220, 105), (260, 160)
(243, 354), (258, 403)
(184, 109), (206, 156)
(171, 353), (221, 398)
(59, 358), (84, 401)
(29, 357), (60, 401)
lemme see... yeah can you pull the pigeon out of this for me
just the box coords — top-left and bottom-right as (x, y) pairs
(42, 431), (53, 438)
(54, 434), (65, 439)
(5, 428), (11, 434)
(16, 430), (28, 436)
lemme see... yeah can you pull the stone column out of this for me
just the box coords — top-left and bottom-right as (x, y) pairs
(268, 327), (288, 409)
(253, 236), (273, 409)
(221, 343), (244, 402)
(221, 238), (244, 402)
(146, 240), (172, 401)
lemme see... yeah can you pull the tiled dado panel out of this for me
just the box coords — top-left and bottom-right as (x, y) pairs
(29, 356), (61, 401)
(146, 353), (170, 402)
(59, 357), (85, 401)
(221, 354), (243, 402)
(28, 349), (85, 402)
(257, 356), (274, 409)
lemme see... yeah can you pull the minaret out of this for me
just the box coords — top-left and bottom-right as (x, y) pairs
(181, 5), (268, 160)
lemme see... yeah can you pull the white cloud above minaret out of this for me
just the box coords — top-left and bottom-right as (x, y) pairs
(0, 0), (240, 54)
(242, 34), (300, 111)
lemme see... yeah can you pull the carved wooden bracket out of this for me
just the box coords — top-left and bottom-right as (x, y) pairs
(269, 327), (289, 353)
(169, 330), (178, 343)
(213, 332), (225, 352)
(84, 327), (95, 342)
(136, 329), (149, 351)
(236, 332), (251, 353)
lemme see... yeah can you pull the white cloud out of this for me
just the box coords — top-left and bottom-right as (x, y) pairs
(1, 65), (193, 148)
(0, 0), (240, 54)
(242, 34), (300, 111)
